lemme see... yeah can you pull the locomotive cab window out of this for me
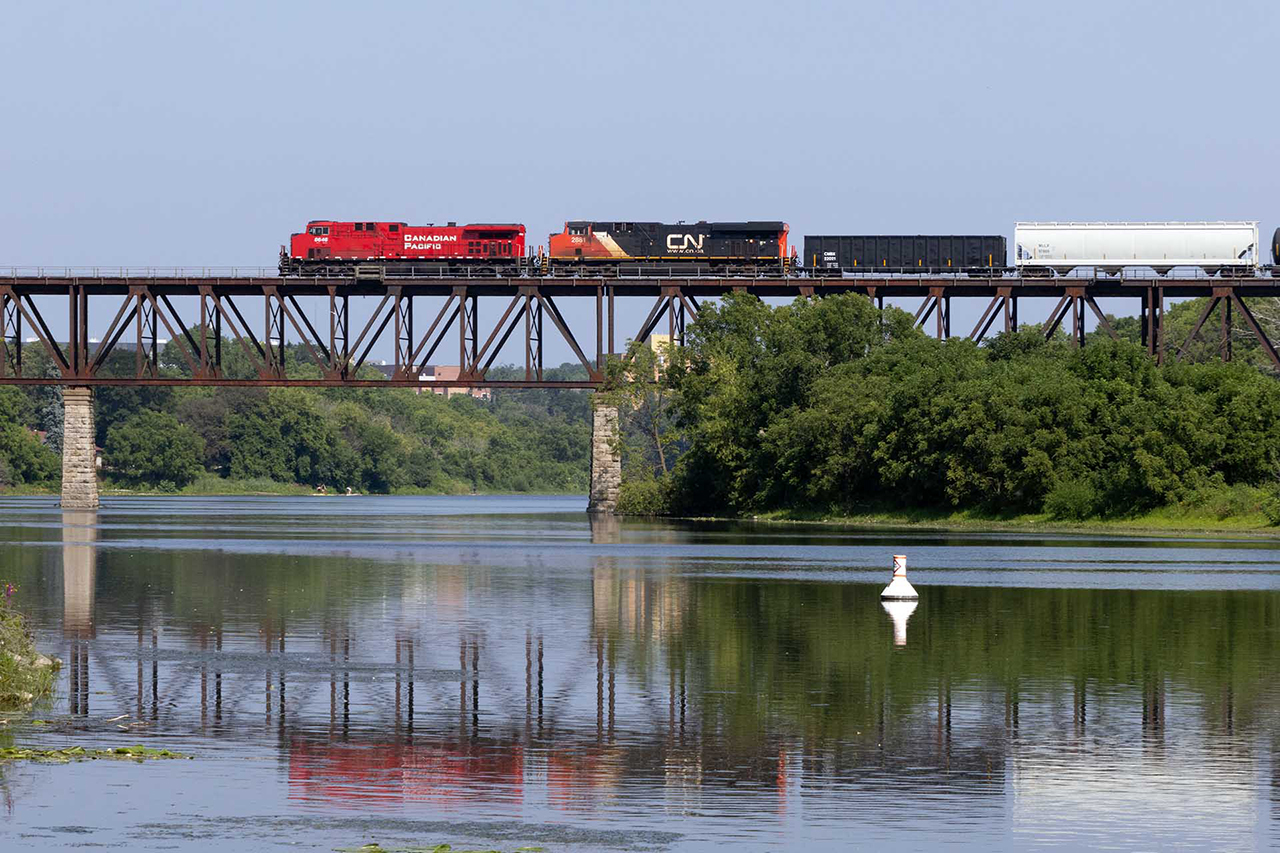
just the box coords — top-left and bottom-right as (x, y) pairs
(389, 224), (399, 232)
(568, 225), (587, 236)
(355, 223), (364, 232)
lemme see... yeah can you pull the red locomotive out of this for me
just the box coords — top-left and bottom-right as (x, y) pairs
(280, 220), (526, 276)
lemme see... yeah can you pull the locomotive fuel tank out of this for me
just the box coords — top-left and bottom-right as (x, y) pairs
(1014, 222), (1259, 276)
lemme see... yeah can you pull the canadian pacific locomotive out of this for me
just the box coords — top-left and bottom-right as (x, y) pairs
(280, 220), (525, 277)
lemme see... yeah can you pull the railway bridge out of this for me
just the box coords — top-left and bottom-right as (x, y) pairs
(3, 270), (1278, 509)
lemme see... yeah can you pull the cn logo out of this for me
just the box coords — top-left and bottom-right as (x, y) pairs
(666, 234), (705, 251)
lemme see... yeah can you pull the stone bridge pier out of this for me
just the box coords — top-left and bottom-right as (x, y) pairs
(61, 387), (99, 509)
(587, 403), (621, 514)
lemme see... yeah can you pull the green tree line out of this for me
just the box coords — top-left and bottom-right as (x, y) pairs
(610, 292), (1280, 522)
(0, 339), (592, 494)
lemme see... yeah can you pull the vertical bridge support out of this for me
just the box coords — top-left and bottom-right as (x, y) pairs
(588, 402), (621, 514)
(61, 387), (99, 509)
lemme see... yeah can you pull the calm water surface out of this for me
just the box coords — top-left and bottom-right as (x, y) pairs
(1, 495), (1279, 851)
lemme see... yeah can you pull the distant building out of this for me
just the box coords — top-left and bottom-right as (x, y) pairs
(647, 334), (672, 378)
(421, 365), (492, 400)
(369, 363), (491, 400)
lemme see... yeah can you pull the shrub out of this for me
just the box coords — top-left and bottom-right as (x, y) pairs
(1044, 478), (1098, 521)
(617, 472), (673, 515)
(0, 586), (58, 710)
(1262, 486), (1280, 527)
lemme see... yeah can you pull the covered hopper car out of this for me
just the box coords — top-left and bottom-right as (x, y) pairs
(804, 235), (1007, 275)
(547, 220), (791, 276)
(281, 220), (526, 277)
(1014, 222), (1260, 276)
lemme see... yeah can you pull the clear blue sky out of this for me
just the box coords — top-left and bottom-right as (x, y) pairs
(2, 0), (1277, 359)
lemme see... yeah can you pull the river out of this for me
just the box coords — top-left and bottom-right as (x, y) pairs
(1, 495), (1278, 851)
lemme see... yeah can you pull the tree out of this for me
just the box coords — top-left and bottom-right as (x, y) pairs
(601, 342), (682, 476)
(104, 410), (205, 490)
(0, 387), (60, 486)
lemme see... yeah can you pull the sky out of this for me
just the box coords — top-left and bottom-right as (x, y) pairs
(2, 0), (1278, 362)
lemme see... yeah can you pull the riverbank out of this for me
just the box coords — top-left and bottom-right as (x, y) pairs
(0, 476), (585, 499)
(619, 473), (1280, 536)
(740, 503), (1280, 538)
(0, 595), (58, 711)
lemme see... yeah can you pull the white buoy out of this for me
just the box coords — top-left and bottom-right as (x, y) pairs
(881, 599), (918, 646)
(880, 554), (918, 600)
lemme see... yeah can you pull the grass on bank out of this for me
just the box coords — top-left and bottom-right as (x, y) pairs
(0, 593), (58, 712)
(1, 474), (584, 498)
(618, 475), (1280, 536)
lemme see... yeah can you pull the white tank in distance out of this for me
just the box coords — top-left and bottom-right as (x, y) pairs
(1014, 222), (1260, 276)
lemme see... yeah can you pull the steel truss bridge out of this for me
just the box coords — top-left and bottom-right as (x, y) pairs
(2, 272), (1279, 387)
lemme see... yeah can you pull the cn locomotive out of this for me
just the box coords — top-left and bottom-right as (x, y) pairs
(545, 220), (791, 276)
(281, 219), (1278, 278)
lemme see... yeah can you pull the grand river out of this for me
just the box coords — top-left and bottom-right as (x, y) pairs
(1, 495), (1279, 851)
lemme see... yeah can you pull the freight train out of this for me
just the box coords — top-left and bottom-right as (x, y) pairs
(281, 219), (1279, 278)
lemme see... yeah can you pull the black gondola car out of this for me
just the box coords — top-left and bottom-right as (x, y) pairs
(804, 235), (1007, 275)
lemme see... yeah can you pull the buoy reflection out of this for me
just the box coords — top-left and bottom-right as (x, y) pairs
(882, 599), (918, 647)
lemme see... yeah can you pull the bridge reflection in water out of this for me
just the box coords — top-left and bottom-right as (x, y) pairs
(41, 509), (1280, 834)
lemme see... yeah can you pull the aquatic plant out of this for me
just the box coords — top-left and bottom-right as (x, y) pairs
(0, 744), (193, 762)
(336, 845), (545, 853)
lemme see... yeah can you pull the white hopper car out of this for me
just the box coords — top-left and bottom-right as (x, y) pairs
(1014, 222), (1260, 276)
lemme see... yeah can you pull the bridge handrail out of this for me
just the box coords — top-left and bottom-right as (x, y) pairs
(1, 266), (278, 279)
(0, 265), (1275, 282)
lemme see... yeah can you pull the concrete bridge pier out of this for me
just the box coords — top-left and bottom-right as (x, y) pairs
(60, 387), (99, 509)
(587, 403), (621, 514)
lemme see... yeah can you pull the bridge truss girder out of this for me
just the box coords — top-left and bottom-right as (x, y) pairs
(1, 276), (1279, 387)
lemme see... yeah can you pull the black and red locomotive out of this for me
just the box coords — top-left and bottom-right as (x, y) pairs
(545, 220), (792, 277)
